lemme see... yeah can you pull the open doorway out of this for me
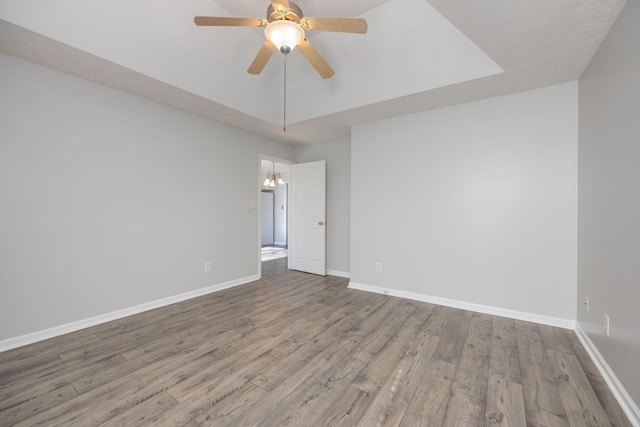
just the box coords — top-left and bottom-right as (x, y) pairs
(261, 189), (287, 261)
(259, 158), (291, 267)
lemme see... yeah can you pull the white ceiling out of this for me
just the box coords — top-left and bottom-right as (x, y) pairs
(0, 0), (627, 144)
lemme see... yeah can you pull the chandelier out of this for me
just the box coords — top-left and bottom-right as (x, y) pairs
(264, 162), (285, 187)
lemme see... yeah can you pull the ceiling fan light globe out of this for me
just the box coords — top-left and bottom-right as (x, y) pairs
(265, 20), (304, 54)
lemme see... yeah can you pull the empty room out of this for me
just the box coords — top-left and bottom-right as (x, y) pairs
(1, 0), (638, 425)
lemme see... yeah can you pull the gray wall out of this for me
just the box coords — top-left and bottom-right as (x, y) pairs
(351, 83), (578, 322)
(0, 53), (295, 341)
(296, 138), (351, 275)
(578, 0), (640, 409)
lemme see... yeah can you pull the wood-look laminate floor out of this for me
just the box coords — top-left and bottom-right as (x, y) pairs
(0, 258), (632, 426)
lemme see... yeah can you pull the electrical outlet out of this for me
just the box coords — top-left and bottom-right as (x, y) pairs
(205, 262), (212, 272)
(584, 296), (590, 312)
(603, 313), (610, 336)
(375, 262), (382, 272)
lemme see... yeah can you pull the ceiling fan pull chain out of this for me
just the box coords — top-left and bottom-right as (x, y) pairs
(283, 53), (287, 132)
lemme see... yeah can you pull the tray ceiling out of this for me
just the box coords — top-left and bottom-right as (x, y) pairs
(0, 0), (627, 144)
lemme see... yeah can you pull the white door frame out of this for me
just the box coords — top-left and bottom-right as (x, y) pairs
(257, 155), (292, 278)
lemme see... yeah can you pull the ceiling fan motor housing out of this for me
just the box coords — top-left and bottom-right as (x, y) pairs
(267, 2), (303, 23)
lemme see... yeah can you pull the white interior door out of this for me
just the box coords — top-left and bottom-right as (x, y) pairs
(290, 160), (326, 275)
(261, 191), (274, 246)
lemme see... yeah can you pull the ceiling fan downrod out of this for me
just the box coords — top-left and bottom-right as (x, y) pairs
(283, 52), (288, 132)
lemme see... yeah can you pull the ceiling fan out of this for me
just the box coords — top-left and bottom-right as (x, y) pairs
(194, 0), (368, 79)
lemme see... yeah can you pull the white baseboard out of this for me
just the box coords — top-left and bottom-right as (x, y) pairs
(273, 241), (287, 246)
(327, 270), (350, 278)
(0, 274), (260, 353)
(575, 325), (640, 426)
(347, 281), (575, 329)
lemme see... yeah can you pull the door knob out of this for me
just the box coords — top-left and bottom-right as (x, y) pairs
(319, 221), (325, 226)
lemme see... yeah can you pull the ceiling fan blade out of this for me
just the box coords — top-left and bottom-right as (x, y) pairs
(194, 16), (267, 27)
(301, 17), (368, 34)
(297, 38), (334, 79)
(271, 0), (290, 12)
(247, 41), (277, 75)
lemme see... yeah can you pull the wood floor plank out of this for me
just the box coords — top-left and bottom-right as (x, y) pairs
(0, 258), (631, 426)
(0, 333), (101, 367)
(57, 311), (218, 362)
(515, 320), (569, 426)
(223, 349), (357, 426)
(0, 383), (79, 426)
(442, 312), (493, 425)
(489, 317), (521, 384)
(563, 329), (633, 427)
(400, 309), (470, 425)
(156, 382), (268, 426)
(14, 347), (228, 426)
(0, 353), (125, 417)
(118, 318), (246, 361)
(250, 306), (371, 392)
(99, 391), (178, 427)
(350, 298), (416, 362)
(0, 353), (64, 389)
(546, 349), (612, 427)
(539, 324), (574, 354)
(166, 346), (283, 405)
(400, 358), (457, 425)
(450, 312), (492, 401)
(422, 304), (454, 337)
(0, 332), (100, 394)
(350, 313), (427, 394)
(430, 308), (473, 365)
(69, 330), (240, 395)
(484, 375), (526, 426)
(351, 291), (388, 319)
(249, 356), (367, 427)
(315, 385), (374, 427)
(59, 278), (324, 364)
(355, 333), (440, 427)
(442, 389), (487, 427)
(165, 318), (313, 401)
(361, 297), (416, 333)
(273, 296), (382, 356)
